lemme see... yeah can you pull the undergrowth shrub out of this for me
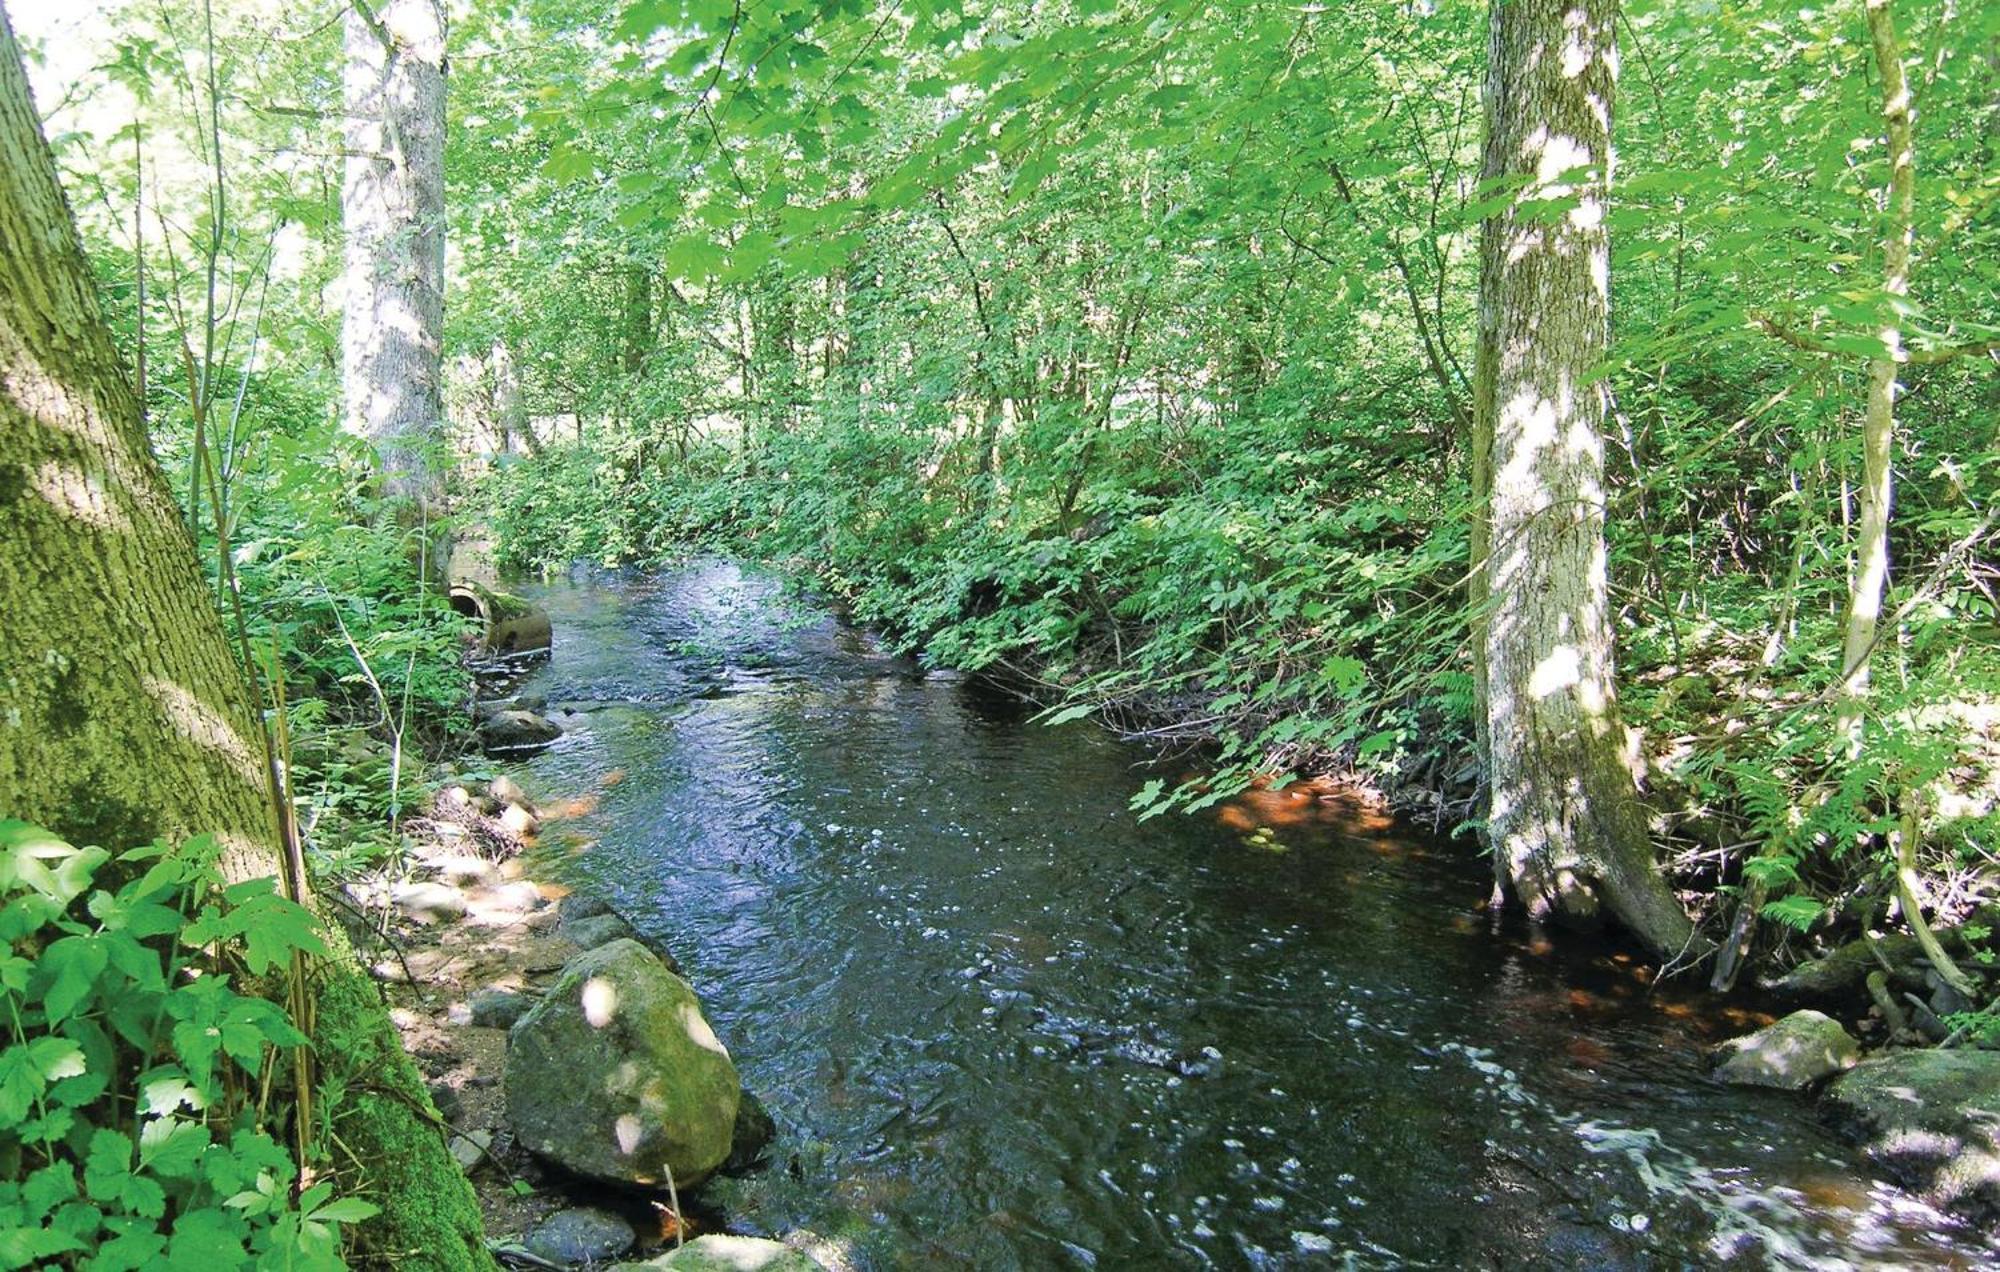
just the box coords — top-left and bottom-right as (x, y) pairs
(0, 821), (372, 1269)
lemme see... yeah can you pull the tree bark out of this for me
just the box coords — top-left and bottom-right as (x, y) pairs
(622, 264), (652, 379)
(0, 10), (491, 1265)
(1472, 0), (1696, 959)
(1838, 0), (1914, 754)
(491, 338), (539, 456)
(343, 0), (447, 511)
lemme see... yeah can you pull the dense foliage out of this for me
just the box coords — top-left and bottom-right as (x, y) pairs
(463, 0), (2000, 960)
(3, 0), (1997, 1262)
(19, 0), (2000, 967)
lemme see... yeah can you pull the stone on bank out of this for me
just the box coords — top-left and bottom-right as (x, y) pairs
(506, 938), (740, 1187)
(524, 1206), (637, 1265)
(1823, 1048), (2000, 1228)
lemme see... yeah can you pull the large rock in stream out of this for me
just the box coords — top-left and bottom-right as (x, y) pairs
(1712, 1010), (1860, 1089)
(506, 939), (740, 1188)
(479, 708), (562, 755)
(1823, 1049), (2000, 1227)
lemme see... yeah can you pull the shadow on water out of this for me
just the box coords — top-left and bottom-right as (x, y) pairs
(511, 558), (1990, 1270)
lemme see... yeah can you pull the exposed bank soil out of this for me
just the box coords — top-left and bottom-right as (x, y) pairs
(333, 770), (714, 1261)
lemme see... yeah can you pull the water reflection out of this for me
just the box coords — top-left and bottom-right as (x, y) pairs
(512, 560), (1988, 1270)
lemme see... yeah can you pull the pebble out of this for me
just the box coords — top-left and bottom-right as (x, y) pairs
(391, 881), (466, 923)
(499, 803), (540, 838)
(524, 1206), (636, 1265)
(467, 988), (536, 1029)
(450, 1128), (493, 1174)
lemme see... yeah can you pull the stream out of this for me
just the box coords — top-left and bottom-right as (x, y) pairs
(507, 559), (1989, 1270)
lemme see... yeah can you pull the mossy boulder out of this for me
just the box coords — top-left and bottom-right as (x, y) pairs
(1823, 1049), (2000, 1228)
(505, 939), (740, 1188)
(1712, 1010), (1860, 1089)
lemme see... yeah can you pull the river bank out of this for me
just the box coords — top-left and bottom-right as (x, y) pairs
(341, 765), (854, 1269)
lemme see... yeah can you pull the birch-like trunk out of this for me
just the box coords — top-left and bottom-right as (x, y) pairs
(343, 0), (447, 509)
(0, 12), (490, 1263)
(1472, 0), (1695, 959)
(492, 337), (539, 456)
(1839, 0), (1915, 754)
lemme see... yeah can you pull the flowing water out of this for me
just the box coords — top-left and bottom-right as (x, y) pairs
(509, 559), (1988, 1270)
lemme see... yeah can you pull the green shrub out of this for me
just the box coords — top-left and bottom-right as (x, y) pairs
(0, 821), (373, 1270)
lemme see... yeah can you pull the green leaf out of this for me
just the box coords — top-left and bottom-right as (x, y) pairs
(83, 1127), (133, 1204)
(1041, 703), (1097, 726)
(1318, 656), (1366, 695)
(0, 1038), (86, 1123)
(139, 1120), (211, 1178)
(1356, 730), (1399, 758)
(0, 1225), (86, 1268)
(21, 1165), (76, 1220)
(541, 145), (598, 184)
(1761, 894), (1826, 933)
(308, 1197), (380, 1225)
(38, 937), (108, 1025)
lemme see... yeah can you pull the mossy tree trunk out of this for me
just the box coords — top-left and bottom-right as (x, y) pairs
(1470, 0), (1697, 960)
(0, 10), (492, 1267)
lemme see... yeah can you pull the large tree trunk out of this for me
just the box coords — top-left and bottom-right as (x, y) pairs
(1471, 0), (1696, 959)
(1838, 0), (1915, 754)
(343, 0), (447, 511)
(0, 10), (491, 1267)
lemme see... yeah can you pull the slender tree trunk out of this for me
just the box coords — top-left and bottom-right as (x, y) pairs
(1472, 0), (1696, 959)
(622, 264), (652, 378)
(1839, 0), (1915, 754)
(737, 293), (758, 470)
(491, 338), (539, 456)
(976, 390), (1005, 510)
(343, 0), (447, 510)
(0, 13), (491, 1265)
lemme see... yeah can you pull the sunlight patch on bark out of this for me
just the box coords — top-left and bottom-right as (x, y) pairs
(30, 460), (127, 529)
(142, 676), (263, 788)
(1529, 645), (1582, 700)
(1494, 386), (1561, 499)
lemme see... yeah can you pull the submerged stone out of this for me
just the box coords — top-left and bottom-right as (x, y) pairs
(564, 910), (640, 952)
(558, 890), (614, 923)
(524, 1206), (636, 1265)
(480, 709), (562, 755)
(634, 1235), (824, 1271)
(560, 900), (685, 974)
(724, 1087), (776, 1175)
